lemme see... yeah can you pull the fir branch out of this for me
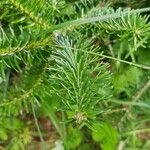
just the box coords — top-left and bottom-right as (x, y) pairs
(8, 0), (50, 29)
(52, 44), (150, 70)
(51, 7), (150, 31)
(1, 6), (150, 57)
(87, 52), (150, 70)
(50, 35), (112, 124)
(0, 35), (52, 56)
(0, 63), (48, 109)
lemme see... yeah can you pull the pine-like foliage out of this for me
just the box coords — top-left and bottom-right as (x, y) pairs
(49, 35), (111, 125)
(0, 0), (150, 149)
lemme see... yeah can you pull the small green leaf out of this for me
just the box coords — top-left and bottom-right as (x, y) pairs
(0, 127), (8, 140)
(92, 123), (118, 150)
(113, 66), (142, 94)
(65, 126), (82, 149)
(3, 118), (23, 130)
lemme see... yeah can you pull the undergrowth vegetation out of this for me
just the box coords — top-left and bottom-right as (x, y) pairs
(0, 0), (150, 149)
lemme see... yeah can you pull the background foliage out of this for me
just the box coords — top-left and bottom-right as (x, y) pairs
(0, 0), (150, 149)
